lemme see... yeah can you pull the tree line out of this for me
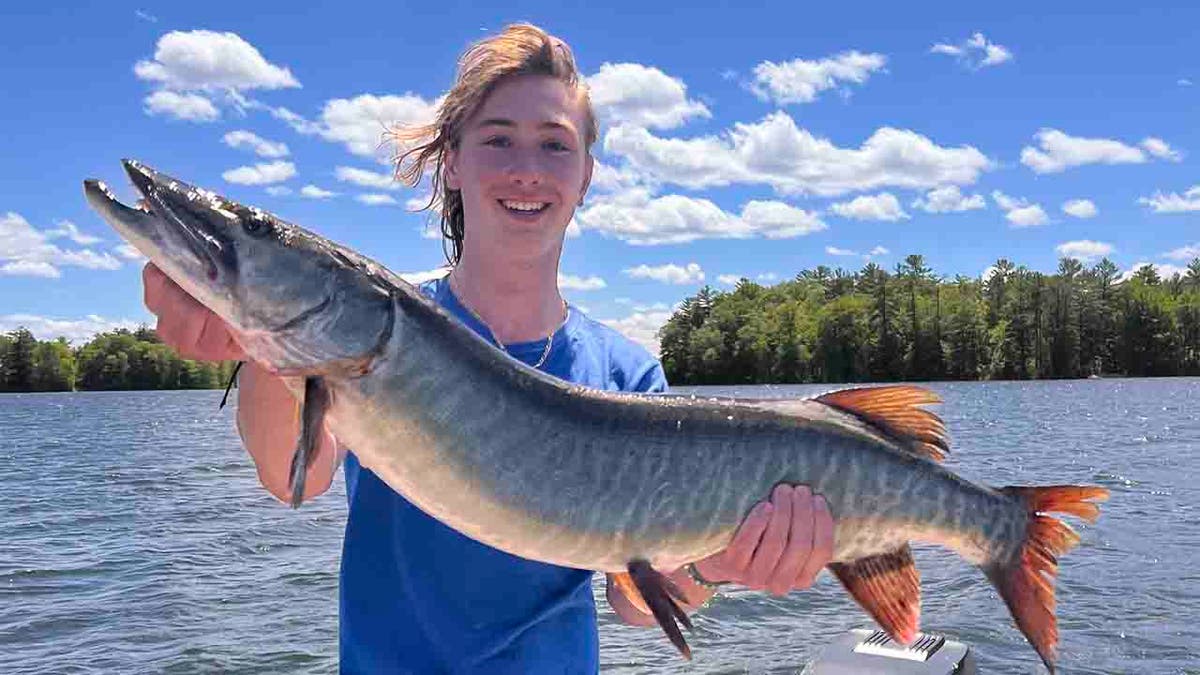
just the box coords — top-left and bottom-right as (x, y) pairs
(0, 326), (238, 392)
(659, 256), (1200, 385)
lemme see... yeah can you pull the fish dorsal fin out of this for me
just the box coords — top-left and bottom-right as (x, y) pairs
(830, 545), (922, 646)
(815, 385), (950, 462)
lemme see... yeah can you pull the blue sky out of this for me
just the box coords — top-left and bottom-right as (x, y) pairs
(2, 1), (1197, 353)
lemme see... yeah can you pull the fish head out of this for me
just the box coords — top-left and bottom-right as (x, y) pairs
(84, 159), (394, 376)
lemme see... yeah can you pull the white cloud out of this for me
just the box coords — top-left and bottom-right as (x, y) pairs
(575, 188), (826, 245)
(1120, 262), (1188, 283)
(992, 191), (1048, 227)
(45, 220), (101, 245)
(586, 63), (710, 130)
(1140, 137), (1182, 161)
(115, 244), (146, 261)
(1163, 244), (1200, 261)
(399, 267), (451, 284)
(717, 274), (743, 285)
(634, 302), (672, 312)
(1055, 240), (1113, 262)
(558, 274), (607, 291)
(750, 51), (887, 104)
(135, 9), (158, 23)
(336, 166), (400, 190)
(406, 194), (438, 212)
(623, 262), (705, 284)
(222, 130), (289, 158)
(1, 261), (59, 278)
(1006, 205), (1048, 227)
(312, 94), (439, 160)
(1179, 78), (1194, 87)
(1020, 129), (1177, 173)
(134, 30), (299, 91)
(300, 185), (337, 199)
(1139, 186), (1200, 213)
(144, 90), (219, 122)
(600, 308), (674, 356)
(222, 161), (296, 185)
(739, 200), (830, 238)
(265, 186), (292, 196)
(1062, 199), (1098, 218)
(1, 212), (123, 278)
(604, 113), (991, 197)
(356, 194), (398, 206)
(758, 272), (779, 283)
(0, 314), (143, 343)
(912, 185), (986, 213)
(930, 32), (1013, 69)
(829, 192), (909, 221)
(825, 244), (889, 260)
(590, 159), (644, 193)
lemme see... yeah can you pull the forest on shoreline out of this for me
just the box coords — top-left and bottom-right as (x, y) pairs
(0, 326), (237, 392)
(3, 255), (1199, 392)
(659, 256), (1200, 385)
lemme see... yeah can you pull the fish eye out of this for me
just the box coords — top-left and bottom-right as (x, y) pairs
(243, 216), (272, 238)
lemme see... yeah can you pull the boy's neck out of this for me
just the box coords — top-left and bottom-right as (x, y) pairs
(448, 248), (567, 344)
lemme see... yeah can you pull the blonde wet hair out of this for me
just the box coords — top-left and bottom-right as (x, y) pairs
(390, 23), (598, 265)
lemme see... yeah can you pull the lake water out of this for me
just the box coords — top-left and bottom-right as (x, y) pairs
(2, 379), (1198, 674)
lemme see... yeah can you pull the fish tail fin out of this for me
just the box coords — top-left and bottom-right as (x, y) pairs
(984, 485), (1109, 674)
(626, 560), (693, 660)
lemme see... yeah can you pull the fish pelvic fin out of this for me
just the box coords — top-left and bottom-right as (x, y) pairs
(288, 376), (331, 508)
(626, 560), (693, 660)
(984, 485), (1110, 674)
(815, 385), (949, 462)
(830, 545), (921, 646)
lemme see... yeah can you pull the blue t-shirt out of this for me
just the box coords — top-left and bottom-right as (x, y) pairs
(339, 277), (669, 674)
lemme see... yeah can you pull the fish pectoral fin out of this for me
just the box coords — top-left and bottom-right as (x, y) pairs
(288, 376), (331, 508)
(610, 571), (653, 616)
(830, 545), (922, 646)
(626, 560), (694, 660)
(815, 385), (950, 462)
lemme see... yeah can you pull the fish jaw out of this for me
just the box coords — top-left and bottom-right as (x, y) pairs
(84, 170), (236, 323)
(84, 160), (396, 376)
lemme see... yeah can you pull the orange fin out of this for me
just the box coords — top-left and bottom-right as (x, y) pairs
(610, 571), (652, 616)
(627, 560), (693, 660)
(816, 385), (949, 462)
(985, 485), (1110, 673)
(830, 545), (922, 646)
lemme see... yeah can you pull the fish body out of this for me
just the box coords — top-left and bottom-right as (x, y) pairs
(84, 160), (1108, 672)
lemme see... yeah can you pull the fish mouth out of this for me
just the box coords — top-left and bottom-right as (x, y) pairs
(84, 160), (234, 286)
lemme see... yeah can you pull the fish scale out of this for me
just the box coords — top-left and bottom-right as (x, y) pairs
(84, 159), (1110, 673)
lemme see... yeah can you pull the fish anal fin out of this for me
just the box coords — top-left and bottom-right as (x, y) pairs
(816, 386), (949, 462)
(830, 545), (922, 646)
(627, 560), (693, 660)
(985, 485), (1110, 673)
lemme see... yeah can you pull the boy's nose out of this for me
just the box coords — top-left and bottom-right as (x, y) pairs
(505, 151), (544, 185)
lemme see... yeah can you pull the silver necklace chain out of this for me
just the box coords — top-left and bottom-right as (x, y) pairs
(450, 276), (565, 370)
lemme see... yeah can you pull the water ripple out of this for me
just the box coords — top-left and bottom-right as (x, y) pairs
(2, 380), (1198, 673)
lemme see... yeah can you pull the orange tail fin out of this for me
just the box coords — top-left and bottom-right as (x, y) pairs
(984, 485), (1109, 674)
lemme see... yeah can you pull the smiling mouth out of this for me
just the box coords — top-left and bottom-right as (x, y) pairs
(498, 199), (549, 214)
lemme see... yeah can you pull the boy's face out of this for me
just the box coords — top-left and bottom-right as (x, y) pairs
(445, 74), (593, 259)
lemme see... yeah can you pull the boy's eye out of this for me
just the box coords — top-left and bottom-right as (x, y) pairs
(484, 136), (510, 147)
(544, 140), (571, 152)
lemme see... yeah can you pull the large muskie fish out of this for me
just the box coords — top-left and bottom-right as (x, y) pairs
(84, 160), (1108, 672)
